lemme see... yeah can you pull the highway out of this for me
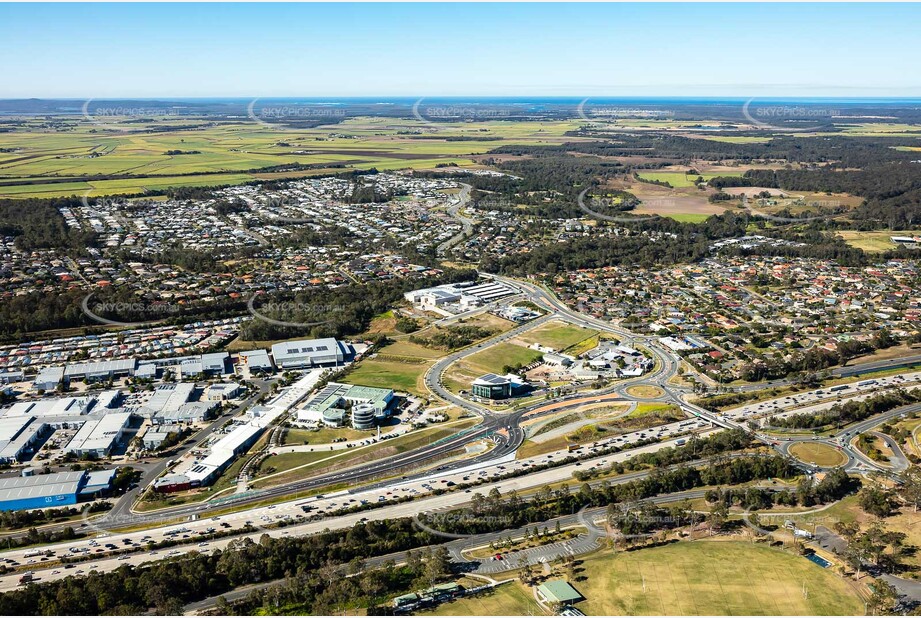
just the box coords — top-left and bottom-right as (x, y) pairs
(0, 431), (708, 592)
(2, 271), (918, 601)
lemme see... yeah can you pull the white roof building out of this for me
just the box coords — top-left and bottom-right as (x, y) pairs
(66, 412), (132, 457)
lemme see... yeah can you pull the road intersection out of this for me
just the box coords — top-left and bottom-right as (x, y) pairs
(0, 274), (915, 597)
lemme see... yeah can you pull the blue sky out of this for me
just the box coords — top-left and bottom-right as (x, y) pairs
(2, 2), (920, 98)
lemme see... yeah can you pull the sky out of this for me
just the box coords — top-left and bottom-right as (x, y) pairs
(2, 2), (920, 98)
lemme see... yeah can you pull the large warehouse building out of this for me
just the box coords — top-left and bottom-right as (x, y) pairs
(0, 470), (116, 511)
(0, 416), (50, 464)
(271, 338), (350, 369)
(66, 412), (132, 457)
(182, 422), (264, 487)
(0, 471), (86, 511)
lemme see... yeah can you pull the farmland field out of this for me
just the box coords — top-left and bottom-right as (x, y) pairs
(0, 116), (582, 199)
(636, 171), (738, 188)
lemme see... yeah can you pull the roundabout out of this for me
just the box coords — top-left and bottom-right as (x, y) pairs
(788, 441), (849, 468)
(625, 384), (666, 399)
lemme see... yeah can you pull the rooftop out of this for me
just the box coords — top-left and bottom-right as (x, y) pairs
(537, 580), (584, 604)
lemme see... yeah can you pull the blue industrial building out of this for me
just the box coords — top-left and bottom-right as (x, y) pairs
(0, 470), (112, 511)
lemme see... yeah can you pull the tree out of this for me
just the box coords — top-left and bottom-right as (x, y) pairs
(707, 501), (728, 535)
(898, 466), (921, 512)
(867, 579), (898, 615)
(858, 486), (896, 518)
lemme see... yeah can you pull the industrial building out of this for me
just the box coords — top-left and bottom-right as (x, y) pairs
(152, 473), (192, 494)
(152, 401), (217, 425)
(5, 396), (94, 420)
(177, 352), (230, 378)
(206, 382), (242, 401)
(33, 366), (64, 392)
(0, 370), (24, 385)
(63, 358), (136, 383)
(139, 383), (197, 417)
(271, 338), (350, 369)
(66, 412), (132, 457)
(93, 389), (123, 410)
(471, 373), (528, 400)
(142, 425), (183, 450)
(404, 280), (517, 313)
(0, 416), (50, 463)
(238, 349), (274, 374)
(0, 469), (115, 511)
(183, 422), (263, 486)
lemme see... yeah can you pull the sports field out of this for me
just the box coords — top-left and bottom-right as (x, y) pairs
(431, 541), (864, 615)
(836, 230), (920, 253)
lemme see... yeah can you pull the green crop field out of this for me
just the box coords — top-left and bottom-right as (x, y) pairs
(432, 542), (864, 615)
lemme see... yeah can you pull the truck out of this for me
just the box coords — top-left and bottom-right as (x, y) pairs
(22, 550), (47, 558)
(18, 573), (33, 585)
(829, 385), (850, 393)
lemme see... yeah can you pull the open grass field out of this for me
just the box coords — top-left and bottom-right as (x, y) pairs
(788, 442), (848, 467)
(573, 541), (864, 616)
(515, 321), (600, 352)
(636, 171), (739, 188)
(464, 342), (544, 373)
(609, 177), (733, 220)
(426, 581), (538, 616)
(378, 339), (446, 360)
(0, 116), (582, 198)
(283, 426), (383, 445)
(431, 541), (863, 616)
(442, 342), (544, 393)
(836, 230), (921, 253)
(344, 355), (432, 395)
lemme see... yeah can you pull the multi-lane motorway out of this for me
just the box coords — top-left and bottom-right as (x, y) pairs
(1, 273), (916, 598)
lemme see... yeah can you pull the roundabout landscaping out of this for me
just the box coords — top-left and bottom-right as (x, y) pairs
(624, 385), (665, 399)
(788, 441), (849, 468)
